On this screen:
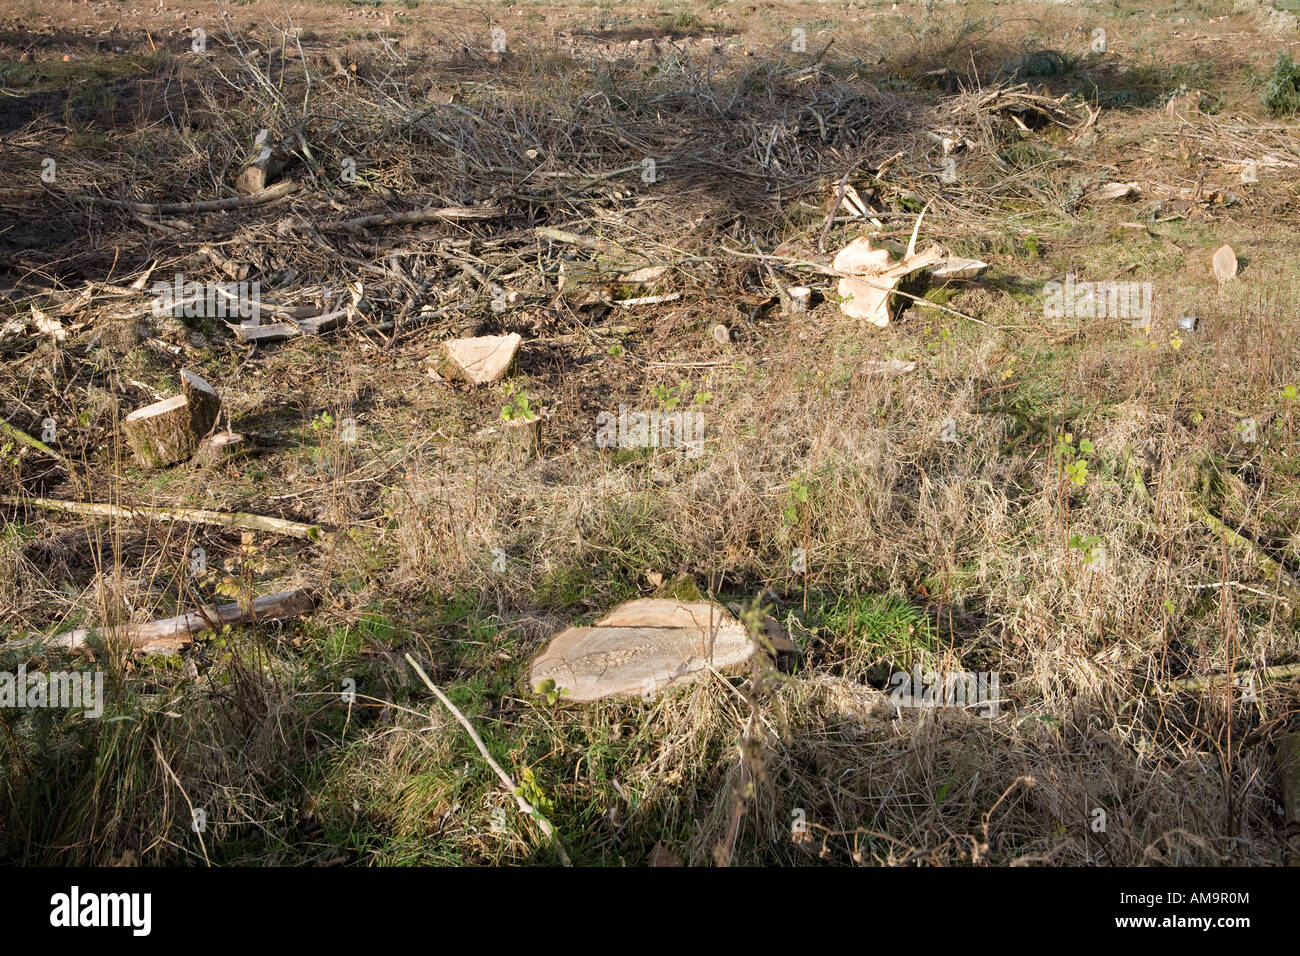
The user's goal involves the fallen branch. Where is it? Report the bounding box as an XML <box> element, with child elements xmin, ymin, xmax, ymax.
<box><xmin>534</xmin><ymin>226</ymin><xmax>656</xmax><ymax>262</ymax></box>
<box><xmin>1187</xmin><ymin>502</ymin><xmax>1300</xmax><ymax>594</ymax></box>
<box><xmin>1162</xmin><ymin>661</ymin><xmax>1300</xmax><ymax>694</ymax></box>
<box><xmin>323</xmin><ymin>205</ymin><xmax>503</xmax><ymax>232</ymax></box>
<box><xmin>1126</xmin><ymin>453</ymin><xmax>1300</xmax><ymax>601</ymax></box>
<box><xmin>613</xmin><ymin>293</ymin><xmax>681</xmax><ymax>308</ymax></box>
<box><xmin>74</xmin><ymin>179</ymin><xmax>300</xmax><ymax>215</ymax></box>
<box><xmin>0</xmin><ymin>420</ymin><xmax>74</xmax><ymax>469</ymax></box>
<box><xmin>0</xmin><ymin>495</ymin><xmax>322</xmax><ymax>541</ymax></box>
<box><xmin>404</xmin><ymin>653</ymin><xmax>572</xmax><ymax>866</ymax></box>
<box><xmin>16</xmin><ymin>588</ymin><xmax>317</xmax><ymax>654</ymax></box>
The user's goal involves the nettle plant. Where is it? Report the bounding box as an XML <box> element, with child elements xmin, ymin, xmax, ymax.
<box><xmin>500</xmin><ymin>382</ymin><xmax>537</xmax><ymax>423</ymax></box>
<box><xmin>198</xmin><ymin>532</ymin><xmax>271</xmax><ymax>608</ymax></box>
<box><xmin>1068</xmin><ymin>532</ymin><xmax>1105</xmax><ymax>566</ymax></box>
<box><xmin>650</xmin><ymin>381</ymin><xmax>710</xmax><ymax>411</ymax></box>
<box><xmin>784</xmin><ymin>473</ymin><xmax>810</xmax><ymax>525</ymax></box>
<box><xmin>1055</xmin><ymin>431</ymin><xmax>1094</xmax><ymax>487</ymax></box>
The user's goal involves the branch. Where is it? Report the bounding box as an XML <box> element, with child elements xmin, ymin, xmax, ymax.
<box><xmin>74</xmin><ymin>179</ymin><xmax>300</xmax><ymax>215</ymax></box>
<box><xmin>0</xmin><ymin>494</ymin><xmax>322</xmax><ymax>541</ymax></box>
<box><xmin>323</xmin><ymin>205</ymin><xmax>503</xmax><ymax>232</ymax></box>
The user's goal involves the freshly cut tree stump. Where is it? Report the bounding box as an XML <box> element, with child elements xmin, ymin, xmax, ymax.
<box><xmin>529</xmin><ymin>599</ymin><xmax>755</xmax><ymax>702</ymax></box>
<box><xmin>190</xmin><ymin>430</ymin><xmax>246</xmax><ymax>468</ymax></box>
<box><xmin>122</xmin><ymin>369</ymin><xmax>220</xmax><ymax>468</ymax></box>
<box><xmin>437</xmin><ymin>333</ymin><xmax>522</xmax><ymax>385</ymax></box>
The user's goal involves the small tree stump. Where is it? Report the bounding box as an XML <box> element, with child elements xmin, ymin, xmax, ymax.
<box><xmin>502</xmin><ymin>415</ymin><xmax>541</xmax><ymax>460</ymax></box>
<box><xmin>234</xmin><ymin>129</ymin><xmax>287</xmax><ymax>195</ymax></box>
<box><xmin>122</xmin><ymin>369</ymin><xmax>220</xmax><ymax>469</ymax></box>
<box><xmin>190</xmin><ymin>430</ymin><xmax>246</xmax><ymax>468</ymax></box>
<box><xmin>529</xmin><ymin>599</ymin><xmax>755</xmax><ymax>702</ymax></box>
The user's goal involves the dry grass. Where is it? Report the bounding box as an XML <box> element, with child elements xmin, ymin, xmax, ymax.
<box><xmin>1</xmin><ymin>0</ymin><xmax>1299</xmax><ymax>865</ymax></box>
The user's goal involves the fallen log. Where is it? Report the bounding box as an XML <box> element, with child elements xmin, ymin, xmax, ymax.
<box><xmin>0</xmin><ymin>494</ymin><xmax>322</xmax><ymax>541</ymax></box>
<box><xmin>232</xmin><ymin>309</ymin><xmax>350</xmax><ymax>344</ymax></box>
<box><xmin>1163</xmin><ymin>661</ymin><xmax>1300</xmax><ymax>693</ymax></box>
<box><xmin>42</xmin><ymin>588</ymin><xmax>316</xmax><ymax>654</ymax></box>
<box><xmin>234</xmin><ymin>321</ymin><xmax>300</xmax><ymax>344</ymax></box>
<box><xmin>122</xmin><ymin>369</ymin><xmax>220</xmax><ymax>468</ymax></box>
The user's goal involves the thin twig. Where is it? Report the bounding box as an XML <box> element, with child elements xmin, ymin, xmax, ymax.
<box><xmin>404</xmin><ymin>653</ymin><xmax>572</xmax><ymax>866</ymax></box>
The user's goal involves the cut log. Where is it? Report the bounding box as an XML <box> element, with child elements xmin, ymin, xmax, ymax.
<box><xmin>190</xmin><ymin>430</ymin><xmax>247</xmax><ymax>468</ymax></box>
<box><xmin>39</xmin><ymin>588</ymin><xmax>315</xmax><ymax>654</ymax></box>
<box><xmin>437</xmin><ymin>333</ymin><xmax>522</xmax><ymax>385</ymax></box>
<box><xmin>529</xmin><ymin>598</ymin><xmax>755</xmax><ymax>702</ymax></box>
<box><xmin>234</xmin><ymin>129</ymin><xmax>286</xmax><ymax>195</ymax></box>
<box><xmin>121</xmin><ymin>369</ymin><xmax>220</xmax><ymax>468</ymax></box>
<box><xmin>235</xmin><ymin>321</ymin><xmax>300</xmax><ymax>344</ymax></box>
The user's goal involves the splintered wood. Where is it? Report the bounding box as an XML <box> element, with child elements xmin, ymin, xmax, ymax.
<box><xmin>529</xmin><ymin>599</ymin><xmax>755</xmax><ymax>702</ymax></box>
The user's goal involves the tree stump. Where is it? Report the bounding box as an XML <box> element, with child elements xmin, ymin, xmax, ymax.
<box><xmin>122</xmin><ymin>369</ymin><xmax>220</xmax><ymax>468</ymax></box>
<box><xmin>190</xmin><ymin>430</ymin><xmax>246</xmax><ymax>468</ymax></box>
<box><xmin>234</xmin><ymin>129</ymin><xmax>287</xmax><ymax>195</ymax></box>
<box><xmin>529</xmin><ymin>599</ymin><xmax>756</xmax><ymax>702</ymax></box>
<box><xmin>502</xmin><ymin>415</ymin><xmax>541</xmax><ymax>460</ymax></box>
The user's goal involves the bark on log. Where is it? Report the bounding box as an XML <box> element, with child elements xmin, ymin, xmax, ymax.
<box><xmin>45</xmin><ymin>588</ymin><xmax>316</xmax><ymax>654</ymax></box>
<box><xmin>121</xmin><ymin>369</ymin><xmax>220</xmax><ymax>468</ymax></box>
<box><xmin>235</xmin><ymin>321</ymin><xmax>300</xmax><ymax>344</ymax></box>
